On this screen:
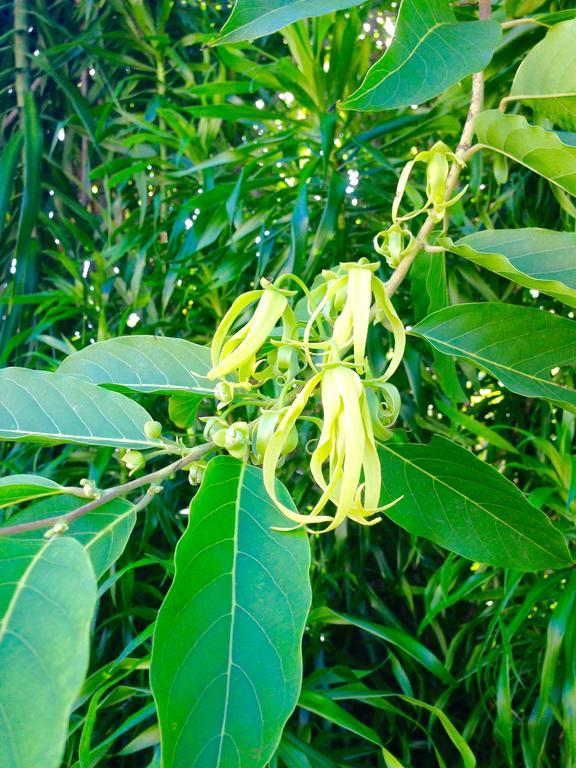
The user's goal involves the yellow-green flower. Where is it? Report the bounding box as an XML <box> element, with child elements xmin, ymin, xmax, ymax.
<box><xmin>208</xmin><ymin>279</ymin><xmax>294</xmax><ymax>383</ymax></box>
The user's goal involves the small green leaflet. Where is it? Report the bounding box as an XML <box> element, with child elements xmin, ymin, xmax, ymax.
<box><xmin>442</xmin><ymin>229</ymin><xmax>576</xmax><ymax>308</ymax></box>
<box><xmin>340</xmin><ymin>0</ymin><xmax>501</xmax><ymax>111</ymax></box>
<box><xmin>212</xmin><ymin>0</ymin><xmax>367</xmax><ymax>46</ymax></box>
<box><xmin>475</xmin><ymin>110</ymin><xmax>576</xmax><ymax>196</ymax></box>
<box><xmin>58</xmin><ymin>335</ymin><xmax>214</xmax><ymax>395</ymax></box>
<box><xmin>0</xmin><ymin>368</ymin><xmax>162</xmax><ymax>449</ymax></box>
<box><xmin>0</xmin><ymin>475</ymin><xmax>69</xmax><ymax>509</ymax></box>
<box><xmin>412</xmin><ymin>302</ymin><xmax>576</xmax><ymax>412</ymax></box>
<box><xmin>379</xmin><ymin>435</ymin><xmax>571</xmax><ymax>570</ymax></box>
<box><xmin>0</xmin><ymin>537</ymin><xmax>97</xmax><ymax>768</ymax></box>
<box><xmin>509</xmin><ymin>20</ymin><xmax>576</xmax><ymax>130</ymax></box>
<box><xmin>151</xmin><ymin>456</ymin><xmax>311</xmax><ymax>768</ymax></box>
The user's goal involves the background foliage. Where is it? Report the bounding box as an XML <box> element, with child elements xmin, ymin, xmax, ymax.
<box><xmin>1</xmin><ymin>0</ymin><xmax>575</xmax><ymax>766</ymax></box>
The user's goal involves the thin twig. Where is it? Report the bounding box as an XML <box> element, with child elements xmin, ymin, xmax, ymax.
<box><xmin>385</xmin><ymin>0</ymin><xmax>491</xmax><ymax>298</ymax></box>
<box><xmin>0</xmin><ymin>442</ymin><xmax>214</xmax><ymax>536</ymax></box>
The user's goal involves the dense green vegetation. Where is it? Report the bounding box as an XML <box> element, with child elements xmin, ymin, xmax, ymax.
<box><xmin>1</xmin><ymin>1</ymin><xmax>575</xmax><ymax>766</ymax></box>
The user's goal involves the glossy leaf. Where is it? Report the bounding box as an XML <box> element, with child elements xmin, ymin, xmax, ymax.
<box><xmin>0</xmin><ymin>474</ymin><xmax>68</xmax><ymax>509</ymax></box>
<box><xmin>475</xmin><ymin>110</ymin><xmax>576</xmax><ymax>195</ymax></box>
<box><xmin>412</xmin><ymin>302</ymin><xmax>576</xmax><ymax>411</ymax></box>
<box><xmin>168</xmin><ymin>393</ymin><xmax>203</xmax><ymax>429</ymax></box>
<box><xmin>58</xmin><ymin>335</ymin><xmax>214</xmax><ymax>395</ymax></box>
<box><xmin>10</xmin><ymin>496</ymin><xmax>137</xmax><ymax>578</ymax></box>
<box><xmin>0</xmin><ymin>368</ymin><xmax>162</xmax><ymax>449</ymax></box>
<box><xmin>340</xmin><ymin>0</ymin><xmax>501</xmax><ymax>111</ymax></box>
<box><xmin>212</xmin><ymin>0</ymin><xmax>367</xmax><ymax>45</ymax></box>
<box><xmin>151</xmin><ymin>456</ymin><xmax>311</xmax><ymax>768</ymax></box>
<box><xmin>0</xmin><ymin>537</ymin><xmax>97</xmax><ymax>768</ymax></box>
<box><xmin>442</xmin><ymin>229</ymin><xmax>576</xmax><ymax>308</ymax></box>
<box><xmin>379</xmin><ymin>435</ymin><xmax>572</xmax><ymax>570</ymax></box>
<box><xmin>509</xmin><ymin>20</ymin><xmax>576</xmax><ymax>130</ymax></box>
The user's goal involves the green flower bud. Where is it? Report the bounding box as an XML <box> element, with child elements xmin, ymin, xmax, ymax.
<box><xmin>202</xmin><ymin>416</ymin><xmax>228</xmax><ymax>442</ymax></box>
<box><xmin>122</xmin><ymin>450</ymin><xmax>145</xmax><ymax>471</ymax></box>
<box><xmin>215</xmin><ymin>381</ymin><xmax>234</xmax><ymax>406</ymax></box>
<box><xmin>213</xmin><ymin>421</ymin><xmax>251</xmax><ymax>460</ymax></box>
<box><xmin>144</xmin><ymin>420</ymin><xmax>163</xmax><ymax>440</ymax></box>
<box><xmin>188</xmin><ymin>461</ymin><xmax>207</xmax><ymax>486</ymax></box>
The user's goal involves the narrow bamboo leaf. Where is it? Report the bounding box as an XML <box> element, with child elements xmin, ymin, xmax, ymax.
<box><xmin>15</xmin><ymin>93</ymin><xmax>42</xmax><ymax>274</ymax></box>
<box><xmin>379</xmin><ymin>435</ymin><xmax>572</xmax><ymax>570</ymax></box>
<box><xmin>0</xmin><ymin>368</ymin><xmax>162</xmax><ymax>449</ymax></box>
<box><xmin>299</xmin><ymin>690</ymin><xmax>382</xmax><ymax>747</ymax></box>
<box><xmin>442</xmin><ymin>229</ymin><xmax>576</xmax><ymax>308</ymax></box>
<box><xmin>0</xmin><ymin>537</ymin><xmax>97</xmax><ymax>768</ymax></box>
<box><xmin>0</xmin><ymin>132</ymin><xmax>23</xmax><ymax>241</ymax></box>
<box><xmin>10</xmin><ymin>496</ymin><xmax>136</xmax><ymax>578</ymax></box>
<box><xmin>412</xmin><ymin>303</ymin><xmax>576</xmax><ymax>411</ymax></box>
<box><xmin>0</xmin><ymin>475</ymin><xmax>68</xmax><ymax>509</ymax></box>
<box><xmin>310</xmin><ymin>606</ymin><xmax>453</xmax><ymax>683</ymax></box>
<box><xmin>475</xmin><ymin>110</ymin><xmax>576</xmax><ymax>196</ymax></box>
<box><xmin>212</xmin><ymin>0</ymin><xmax>367</xmax><ymax>45</ymax></box>
<box><xmin>58</xmin><ymin>336</ymin><xmax>214</xmax><ymax>395</ymax></box>
<box><xmin>509</xmin><ymin>20</ymin><xmax>576</xmax><ymax>130</ymax></box>
<box><xmin>151</xmin><ymin>456</ymin><xmax>311</xmax><ymax>768</ymax></box>
<box><xmin>340</xmin><ymin>0</ymin><xmax>501</xmax><ymax>111</ymax></box>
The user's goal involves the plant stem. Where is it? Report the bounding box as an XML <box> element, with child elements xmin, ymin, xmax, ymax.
<box><xmin>0</xmin><ymin>442</ymin><xmax>214</xmax><ymax>537</ymax></box>
<box><xmin>385</xmin><ymin>0</ymin><xmax>490</xmax><ymax>298</ymax></box>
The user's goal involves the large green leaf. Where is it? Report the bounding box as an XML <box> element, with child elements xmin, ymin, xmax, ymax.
<box><xmin>411</xmin><ymin>303</ymin><xmax>576</xmax><ymax>411</ymax></box>
<box><xmin>58</xmin><ymin>336</ymin><xmax>214</xmax><ymax>395</ymax></box>
<box><xmin>379</xmin><ymin>435</ymin><xmax>572</xmax><ymax>570</ymax></box>
<box><xmin>10</xmin><ymin>496</ymin><xmax>136</xmax><ymax>578</ymax></box>
<box><xmin>151</xmin><ymin>456</ymin><xmax>311</xmax><ymax>768</ymax></box>
<box><xmin>442</xmin><ymin>229</ymin><xmax>576</xmax><ymax>308</ymax></box>
<box><xmin>0</xmin><ymin>368</ymin><xmax>162</xmax><ymax>449</ymax></box>
<box><xmin>475</xmin><ymin>110</ymin><xmax>576</xmax><ymax>196</ymax></box>
<box><xmin>212</xmin><ymin>0</ymin><xmax>367</xmax><ymax>46</ymax></box>
<box><xmin>0</xmin><ymin>537</ymin><xmax>97</xmax><ymax>768</ymax></box>
<box><xmin>509</xmin><ymin>20</ymin><xmax>576</xmax><ymax>130</ymax></box>
<box><xmin>340</xmin><ymin>0</ymin><xmax>501</xmax><ymax>111</ymax></box>
<box><xmin>0</xmin><ymin>475</ymin><xmax>68</xmax><ymax>509</ymax></box>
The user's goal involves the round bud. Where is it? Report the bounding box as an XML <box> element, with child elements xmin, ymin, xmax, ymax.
<box><xmin>122</xmin><ymin>450</ymin><xmax>145</xmax><ymax>471</ymax></box>
<box><xmin>144</xmin><ymin>420</ymin><xmax>163</xmax><ymax>440</ymax></box>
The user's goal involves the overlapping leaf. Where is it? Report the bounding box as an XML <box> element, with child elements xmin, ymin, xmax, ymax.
<box><xmin>0</xmin><ymin>537</ymin><xmax>97</xmax><ymax>768</ymax></box>
<box><xmin>0</xmin><ymin>368</ymin><xmax>161</xmax><ymax>449</ymax></box>
<box><xmin>151</xmin><ymin>456</ymin><xmax>311</xmax><ymax>768</ymax></box>
<box><xmin>340</xmin><ymin>0</ymin><xmax>501</xmax><ymax>111</ymax></box>
<box><xmin>0</xmin><ymin>475</ymin><xmax>69</xmax><ymax>509</ymax></box>
<box><xmin>442</xmin><ymin>229</ymin><xmax>576</xmax><ymax>308</ymax></box>
<box><xmin>58</xmin><ymin>336</ymin><xmax>213</xmax><ymax>395</ymax></box>
<box><xmin>475</xmin><ymin>110</ymin><xmax>576</xmax><ymax>195</ymax></box>
<box><xmin>379</xmin><ymin>435</ymin><xmax>572</xmax><ymax>570</ymax></box>
<box><xmin>412</xmin><ymin>302</ymin><xmax>576</xmax><ymax>411</ymax></box>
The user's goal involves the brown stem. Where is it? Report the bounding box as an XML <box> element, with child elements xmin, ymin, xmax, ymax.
<box><xmin>385</xmin><ymin>0</ymin><xmax>491</xmax><ymax>298</ymax></box>
<box><xmin>0</xmin><ymin>442</ymin><xmax>214</xmax><ymax>537</ymax></box>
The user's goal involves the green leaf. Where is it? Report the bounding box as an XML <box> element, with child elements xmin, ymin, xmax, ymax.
<box><xmin>411</xmin><ymin>302</ymin><xmax>576</xmax><ymax>412</ymax></box>
<box><xmin>212</xmin><ymin>0</ymin><xmax>367</xmax><ymax>46</ymax></box>
<box><xmin>151</xmin><ymin>456</ymin><xmax>311</xmax><ymax>768</ymax></box>
<box><xmin>340</xmin><ymin>0</ymin><xmax>501</xmax><ymax>111</ymax></box>
<box><xmin>299</xmin><ymin>690</ymin><xmax>382</xmax><ymax>747</ymax></box>
<box><xmin>509</xmin><ymin>20</ymin><xmax>576</xmax><ymax>131</ymax></box>
<box><xmin>475</xmin><ymin>110</ymin><xmax>576</xmax><ymax>196</ymax></box>
<box><xmin>378</xmin><ymin>435</ymin><xmax>572</xmax><ymax>570</ymax></box>
<box><xmin>0</xmin><ymin>132</ymin><xmax>23</xmax><ymax>242</ymax></box>
<box><xmin>0</xmin><ymin>368</ymin><xmax>162</xmax><ymax>449</ymax></box>
<box><xmin>0</xmin><ymin>537</ymin><xmax>97</xmax><ymax>768</ymax></box>
<box><xmin>0</xmin><ymin>475</ymin><xmax>68</xmax><ymax>509</ymax></box>
<box><xmin>442</xmin><ymin>229</ymin><xmax>576</xmax><ymax>308</ymax></box>
<box><xmin>168</xmin><ymin>393</ymin><xmax>203</xmax><ymax>429</ymax></box>
<box><xmin>10</xmin><ymin>496</ymin><xmax>136</xmax><ymax>578</ymax></box>
<box><xmin>58</xmin><ymin>336</ymin><xmax>214</xmax><ymax>395</ymax></box>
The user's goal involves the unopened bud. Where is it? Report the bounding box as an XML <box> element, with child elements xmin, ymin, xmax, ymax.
<box><xmin>144</xmin><ymin>420</ymin><xmax>163</xmax><ymax>440</ymax></box>
<box><xmin>122</xmin><ymin>450</ymin><xmax>145</xmax><ymax>471</ymax></box>
<box><xmin>188</xmin><ymin>461</ymin><xmax>206</xmax><ymax>486</ymax></box>
<box><xmin>79</xmin><ymin>478</ymin><xmax>99</xmax><ymax>498</ymax></box>
<box><xmin>215</xmin><ymin>381</ymin><xmax>234</xmax><ymax>407</ymax></box>
<box><xmin>44</xmin><ymin>521</ymin><xmax>69</xmax><ymax>539</ymax></box>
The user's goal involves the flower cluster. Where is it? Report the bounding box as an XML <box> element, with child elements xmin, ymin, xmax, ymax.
<box><xmin>206</xmin><ymin>259</ymin><xmax>405</xmax><ymax>532</ymax></box>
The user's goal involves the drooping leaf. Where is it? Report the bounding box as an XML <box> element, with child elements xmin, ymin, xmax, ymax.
<box><xmin>10</xmin><ymin>496</ymin><xmax>136</xmax><ymax>578</ymax></box>
<box><xmin>441</xmin><ymin>229</ymin><xmax>576</xmax><ymax>308</ymax></box>
<box><xmin>151</xmin><ymin>456</ymin><xmax>311</xmax><ymax>768</ymax></box>
<box><xmin>58</xmin><ymin>336</ymin><xmax>214</xmax><ymax>395</ymax></box>
<box><xmin>475</xmin><ymin>110</ymin><xmax>576</xmax><ymax>196</ymax></box>
<box><xmin>299</xmin><ymin>690</ymin><xmax>382</xmax><ymax>747</ymax></box>
<box><xmin>340</xmin><ymin>0</ymin><xmax>501</xmax><ymax>111</ymax></box>
<box><xmin>509</xmin><ymin>20</ymin><xmax>576</xmax><ymax>130</ymax></box>
<box><xmin>0</xmin><ymin>131</ymin><xmax>23</xmax><ymax>242</ymax></box>
<box><xmin>0</xmin><ymin>474</ymin><xmax>69</xmax><ymax>509</ymax></box>
<box><xmin>378</xmin><ymin>434</ymin><xmax>572</xmax><ymax>570</ymax></box>
<box><xmin>0</xmin><ymin>537</ymin><xmax>97</xmax><ymax>768</ymax></box>
<box><xmin>0</xmin><ymin>368</ymin><xmax>162</xmax><ymax>449</ymax></box>
<box><xmin>212</xmin><ymin>0</ymin><xmax>367</xmax><ymax>46</ymax></box>
<box><xmin>411</xmin><ymin>303</ymin><xmax>576</xmax><ymax>412</ymax></box>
